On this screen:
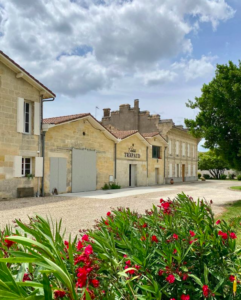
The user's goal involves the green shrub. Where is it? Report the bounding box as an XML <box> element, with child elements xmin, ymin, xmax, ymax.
<box><xmin>0</xmin><ymin>194</ymin><xmax>241</xmax><ymax>299</ymax></box>
<box><xmin>238</xmin><ymin>175</ymin><xmax>241</xmax><ymax>181</ymax></box>
<box><xmin>203</xmin><ymin>173</ymin><xmax>210</xmax><ymax>179</ymax></box>
<box><xmin>228</xmin><ymin>173</ymin><xmax>235</xmax><ymax>180</ymax></box>
<box><xmin>102</xmin><ymin>183</ymin><xmax>109</xmax><ymax>190</ymax></box>
<box><xmin>198</xmin><ymin>173</ymin><xmax>201</xmax><ymax>179</ymax></box>
<box><xmin>220</xmin><ymin>174</ymin><xmax>227</xmax><ymax>180</ymax></box>
<box><xmin>109</xmin><ymin>182</ymin><xmax>121</xmax><ymax>189</ymax></box>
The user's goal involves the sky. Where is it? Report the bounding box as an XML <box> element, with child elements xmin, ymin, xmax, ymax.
<box><xmin>0</xmin><ymin>0</ymin><xmax>240</xmax><ymax>150</ymax></box>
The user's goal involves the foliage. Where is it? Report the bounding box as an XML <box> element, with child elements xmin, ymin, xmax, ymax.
<box><xmin>102</xmin><ymin>182</ymin><xmax>121</xmax><ymax>190</ymax></box>
<box><xmin>198</xmin><ymin>151</ymin><xmax>228</xmax><ymax>179</ymax></box>
<box><xmin>203</xmin><ymin>174</ymin><xmax>211</xmax><ymax>179</ymax></box>
<box><xmin>228</xmin><ymin>174</ymin><xmax>235</xmax><ymax>180</ymax></box>
<box><xmin>230</xmin><ymin>187</ymin><xmax>241</xmax><ymax>191</ymax></box>
<box><xmin>185</xmin><ymin>61</ymin><xmax>241</xmax><ymax>171</ymax></box>
<box><xmin>238</xmin><ymin>175</ymin><xmax>241</xmax><ymax>181</ymax></box>
<box><xmin>26</xmin><ymin>173</ymin><xmax>34</xmax><ymax>180</ymax></box>
<box><xmin>1</xmin><ymin>194</ymin><xmax>241</xmax><ymax>299</ymax></box>
<box><xmin>220</xmin><ymin>174</ymin><xmax>227</xmax><ymax>180</ymax></box>
<box><xmin>198</xmin><ymin>173</ymin><xmax>202</xmax><ymax>179</ymax></box>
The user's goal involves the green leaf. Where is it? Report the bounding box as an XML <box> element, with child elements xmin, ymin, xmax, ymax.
<box><xmin>189</xmin><ymin>274</ymin><xmax>203</xmax><ymax>287</ymax></box>
<box><xmin>43</xmin><ymin>274</ymin><xmax>52</xmax><ymax>300</ymax></box>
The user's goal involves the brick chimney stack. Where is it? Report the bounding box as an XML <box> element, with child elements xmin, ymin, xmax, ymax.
<box><xmin>103</xmin><ymin>108</ymin><xmax>111</xmax><ymax>117</ymax></box>
<box><xmin>134</xmin><ymin>99</ymin><xmax>139</xmax><ymax>109</ymax></box>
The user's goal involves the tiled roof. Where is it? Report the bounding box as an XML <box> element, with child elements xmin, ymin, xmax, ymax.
<box><xmin>142</xmin><ymin>132</ymin><xmax>160</xmax><ymax>138</ymax></box>
<box><xmin>110</xmin><ymin>130</ymin><xmax>138</xmax><ymax>139</ymax></box>
<box><xmin>43</xmin><ymin>113</ymin><xmax>90</xmax><ymax>124</ymax></box>
<box><xmin>0</xmin><ymin>50</ymin><xmax>56</xmax><ymax>97</ymax></box>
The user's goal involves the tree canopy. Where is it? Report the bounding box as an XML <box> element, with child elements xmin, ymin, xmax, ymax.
<box><xmin>185</xmin><ymin>61</ymin><xmax>241</xmax><ymax>170</ymax></box>
<box><xmin>198</xmin><ymin>151</ymin><xmax>228</xmax><ymax>178</ymax></box>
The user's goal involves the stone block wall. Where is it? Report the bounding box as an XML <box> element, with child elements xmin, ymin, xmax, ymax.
<box><xmin>0</xmin><ymin>61</ymin><xmax>40</xmax><ymax>199</ymax></box>
<box><xmin>44</xmin><ymin>118</ymin><xmax>115</xmax><ymax>194</ymax></box>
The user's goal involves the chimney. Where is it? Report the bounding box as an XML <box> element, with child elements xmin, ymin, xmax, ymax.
<box><xmin>134</xmin><ymin>99</ymin><xmax>139</xmax><ymax>109</ymax></box>
<box><xmin>103</xmin><ymin>108</ymin><xmax>111</xmax><ymax>117</ymax></box>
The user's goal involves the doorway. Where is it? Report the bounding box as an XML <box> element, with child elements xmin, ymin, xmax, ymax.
<box><xmin>182</xmin><ymin>164</ymin><xmax>185</xmax><ymax>182</ymax></box>
<box><xmin>155</xmin><ymin>168</ymin><xmax>159</xmax><ymax>185</ymax></box>
<box><xmin>129</xmin><ymin>164</ymin><xmax>136</xmax><ymax>187</ymax></box>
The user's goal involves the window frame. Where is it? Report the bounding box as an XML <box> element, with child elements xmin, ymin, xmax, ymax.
<box><xmin>152</xmin><ymin>146</ymin><xmax>161</xmax><ymax>159</ymax></box>
<box><xmin>22</xmin><ymin>157</ymin><xmax>32</xmax><ymax>177</ymax></box>
<box><xmin>24</xmin><ymin>101</ymin><xmax>31</xmax><ymax>134</ymax></box>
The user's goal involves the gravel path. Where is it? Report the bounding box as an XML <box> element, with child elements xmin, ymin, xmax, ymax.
<box><xmin>1</xmin><ymin>180</ymin><xmax>241</xmax><ymax>237</ymax></box>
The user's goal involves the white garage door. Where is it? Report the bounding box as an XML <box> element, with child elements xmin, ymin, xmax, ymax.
<box><xmin>72</xmin><ymin>149</ymin><xmax>97</xmax><ymax>192</ymax></box>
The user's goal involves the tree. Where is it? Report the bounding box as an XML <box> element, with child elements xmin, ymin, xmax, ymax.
<box><xmin>185</xmin><ymin>61</ymin><xmax>241</xmax><ymax>170</ymax></box>
<box><xmin>198</xmin><ymin>151</ymin><xmax>228</xmax><ymax>178</ymax></box>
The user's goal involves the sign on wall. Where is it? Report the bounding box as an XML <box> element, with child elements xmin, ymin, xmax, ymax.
<box><xmin>124</xmin><ymin>145</ymin><xmax>141</xmax><ymax>158</ymax></box>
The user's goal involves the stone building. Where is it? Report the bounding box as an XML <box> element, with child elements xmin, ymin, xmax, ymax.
<box><xmin>42</xmin><ymin>114</ymin><xmax>167</xmax><ymax>193</ymax></box>
<box><xmin>102</xmin><ymin>100</ymin><xmax>199</xmax><ymax>183</ymax></box>
<box><xmin>0</xmin><ymin>51</ymin><xmax>55</xmax><ymax>199</ymax></box>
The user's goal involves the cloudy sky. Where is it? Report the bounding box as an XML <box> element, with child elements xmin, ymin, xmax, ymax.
<box><xmin>0</xmin><ymin>0</ymin><xmax>239</xmax><ymax>149</ymax></box>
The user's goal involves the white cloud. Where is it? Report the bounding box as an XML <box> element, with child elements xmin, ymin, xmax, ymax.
<box><xmin>0</xmin><ymin>0</ymin><xmax>235</xmax><ymax>96</ymax></box>
<box><xmin>172</xmin><ymin>56</ymin><xmax>217</xmax><ymax>81</ymax></box>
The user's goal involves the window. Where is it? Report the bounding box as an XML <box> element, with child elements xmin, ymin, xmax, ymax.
<box><xmin>152</xmin><ymin>146</ymin><xmax>161</xmax><ymax>159</ymax></box>
<box><xmin>22</xmin><ymin>158</ymin><xmax>32</xmax><ymax>176</ymax></box>
<box><xmin>187</xmin><ymin>144</ymin><xmax>190</xmax><ymax>157</ymax></box>
<box><xmin>24</xmin><ymin>102</ymin><xmax>31</xmax><ymax>133</ymax></box>
<box><xmin>176</xmin><ymin>141</ymin><xmax>179</xmax><ymax>155</ymax></box>
<box><xmin>182</xmin><ymin>143</ymin><xmax>185</xmax><ymax>156</ymax></box>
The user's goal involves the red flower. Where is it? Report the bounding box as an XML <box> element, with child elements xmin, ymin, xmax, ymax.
<box><xmin>230</xmin><ymin>232</ymin><xmax>237</xmax><ymax>239</ymax></box>
<box><xmin>173</xmin><ymin>234</ymin><xmax>178</xmax><ymax>240</ymax></box>
<box><xmin>76</xmin><ymin>268</ymin><xmax>88</xmax><ymax>288</ymax></box>
<box><xmin>151</xmin><ymin>235</ymin><xmax>158</xmax><ymax>243</ymax></box>
<box><xmin>158</xmin><ymin>269</ymin><xmax>164</xmax><ymax>276</ymax></box>
<box><xmin>54</xmin><ymin>290</ymin><xmax>66</xmax><ymax>299</ymax></box>
<box><xmin>182</xmin><ymin>274</ymin><xmax>188</xmax><ymax>281</ymax></box>
<box><xmin>123</xmin><ymin>254</ymin><xmax>128</xmax><ymax>258</ymax></box>
<box><xmin>173</xmin><ymin>249</ymin><xmax>177</xmax><ymax>254</ymax></box>
<box><xmin>161</xmin><ymin>202</ymin><xmax>170</xmax><ymax>209</ymax></box>
<box><xmin>82</xmin><ymin>234</ymin><xmax>89</xmax><ymax>242</ymax></box>
<box><xmin>91</xmin><ymin>279</ymin><xmax>100</xmax><ymax>288</ymax></box>
<box><xmin>4</xmin><ymin>237</ymin><xmax>15</xmax><ymax>248</ymax></box>
<box><xmin>107</xmin><ymin>212</ymin><xmax>111</xmax><ymax>216</ymax></box>
<box><xmin>124</xmin><ymin>265</ymin><xmax>135</xmax><ymax>274</ymax></box>
<box><xmin>229</xmin><ymin>275</ymin><xmax>235</xmax><ymax>282</ymax></box>
<box><xmin>142</xmin><ymin>223</ymin><xmax>148</xmax><ymax>228</ymax></box>
<box><xmin>135</xmin><ymin>265</ymin><xmax>141</xmax><ymax>270</ymax></box>
<box><xmin>160</xmin><ymin>198</ymin><xmax>164</xmax><ymax>203</ymax></box>
<box><xmin>23</xmin><ymin>273</ymin><xmax>31</xmax><ymax>282</ymax></box>
<box><xmin>85</xmin><ymin>245</ymin><xmax>93</xmax><ymax>255</ymax></box>
<box><xmin>125</xmin><ymin>260</ymin><xmax>131</xmax><ymax>266</ymax></box>
<box><xmin>170</xmin><ymin>299</ymin><xmax>176</xmax><ymax>300</ymax></box>
<box><xmin>202</xmin><ymin>285</ymin><xmax>209</xmax><ymax>297</ymax></box>
<box><xmin>77</xmin><ymin>241</ymin><xmax>83</xmax><ymax>251</ymax></box>
<box><xmin>181</xmin><ymin>295</ymin><xmax>190</xmax><ymax>300</ymax></box>
<box><xmin>218</xmin><ymin>231</ymin><xmax>228</xmax><ymax>240</ymax></box>
<box><xmin>64</xmin><ymin>241</ymin><xmax>69</xmax><ymax>248</ymax></box>
<box><xmin>104</xmin><ymin>221</ymin><xmax>109</xmax><ymax>225</ymax></box>
<box><xmin>166</xmin><ymin>274</ymin><xmax>175</xmax><ymax>284</ymax></box>
<box><xmin>189</xmin><ymin>230</ymin><xmax>195</xmax><ymax>237</ymax></box>
<box><xmin>216</xmin><ymin>220</ymin><xmax>221</xmax><ymax>225</ymax></box>
<box><xmin>141</xmin><ymin>236</ymin><xmax>146</xmax><ymax>241</ymax></box>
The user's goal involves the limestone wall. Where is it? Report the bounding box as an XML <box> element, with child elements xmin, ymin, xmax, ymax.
<box><xmin>0</xmin><ymin>61</ymin><xmax>40</xmax><ymax>199</ymax></box>
<box><xmin>44</xmin><ymin>118</ymin><xmax>115</xmax><ymax>194</ymax></box>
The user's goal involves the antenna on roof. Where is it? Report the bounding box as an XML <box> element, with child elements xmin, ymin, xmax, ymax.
<box><xmin>95</xmin><ymin>106</ymin><xmax>99</xmax><ymax>119</ymax></box>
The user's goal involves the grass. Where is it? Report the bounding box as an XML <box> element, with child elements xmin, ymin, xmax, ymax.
<box><xmin>218</xmin><ymin>200</ymin><xmax>241</xmax><ymax>247</ymax></box>
<box><xmin>230</xmin><ymin>186</ymin><xmax>241</xmax><ymax>191</ymax></box>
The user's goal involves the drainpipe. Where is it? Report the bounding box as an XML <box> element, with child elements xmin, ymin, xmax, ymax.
<box><xmin>41</xmin><ymin>97</ymin><xmax>55</xmax><ymax>197</ymax></box>
<box><xmin>146</xmin><ymin>146</ymin><xmax>149</xmax><ymax>185</ymax></box>
<box><xmin>41</xmin><ymin>131</ymin><xmax>46</xmax><ymax>196</ymax></box>
<box><xmin>114</xmin><ymin>143</ymin><xmax>117</xmax><ymax>181</ymax></box>
<box><xmin>164</xmin><ymin>146</ymin><xmax>167</xmax><ymax>184</ymax></box>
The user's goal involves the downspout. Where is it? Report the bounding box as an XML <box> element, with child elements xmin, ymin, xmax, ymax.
<box><xmin>164</xmin><ymin>146</ymin><xmax>167</xmax><ymax>184</ymax></box>
<box><xmin>114</xmin><ymin>143</ymin><xmax>117</xmax><ymax>181</ymax></box>
<box><xmin>41</xmin><ymin>97</ymin><xmax>55</xmax><ymax>197</ymax></box>
<box><xmin>146</xmin><ymin>146</ymin><xmax>149</xmax><ymax>186</ymax></box>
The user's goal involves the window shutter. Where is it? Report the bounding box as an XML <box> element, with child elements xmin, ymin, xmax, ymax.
<box><xmin>34</xmin><ymin>102</ymin><xmax>41</xmax><ymax>135</ymax></box>
<box><xmin>14</xmin><ymin>156</ymin><xmax>22</xmax><ymax>177</ymax></box>
<box><xmin>176</xmin><ymin>141</ymin><xmax>179</xmax><ymax>155</ymax></box>
<box><xmin>182</xmin><ymin>143</ymin><xmax>185</xmax><ymax>156</ymax></box>
<box><xmin>188</xmin><ymin>165</ymin><xmax>191</xmax><ymax>176</ymax></box>
<box><xmin>17</xmin><ymin>98</ymin><xmax>24</xmax><ymax>133</ymax></box>
<box><xmin>193</xmin><ymin>165</ymin><xmax>196</xmax><ymax>176</ymax></box>
<box><xmin>169</xmin><ymin>140</ymin><xmax>172</xmax><ymax>154</ymax></box>
<box><xmin>35</xmin><ymin>157</ymin><xmax>43</xmax><ymax>177</ymax></box>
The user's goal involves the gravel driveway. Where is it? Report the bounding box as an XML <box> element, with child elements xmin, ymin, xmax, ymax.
<box><xmin>0</xmin><ymin>180</ymin><xmax>241</xmax><ymax>237</ymax></box>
